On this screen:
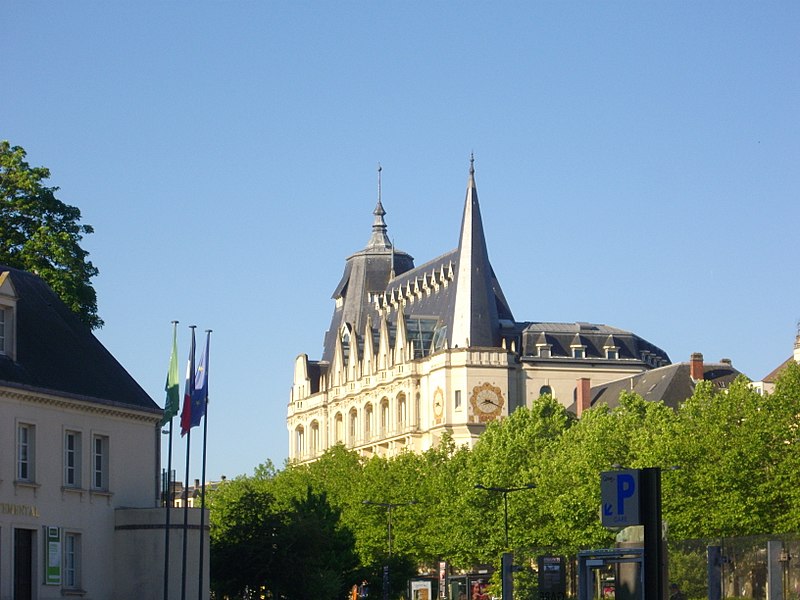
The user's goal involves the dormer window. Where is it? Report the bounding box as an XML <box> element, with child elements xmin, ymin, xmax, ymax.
<box><xmin>570</xmin><ymin>333</ymin><xmax>586</xmax><ymax>360</ymax></box>
<box><xmin>0</xmin><ymin>271</ymin><xmax>19</xmax><ymax>360</ymax></box>
<box><xmin>537</xmin><ymin>344</ymin><xmax>552</xmax><ymax>358</ymax></box>
<box><xmin>606</xmin><ymin>349</ymin><xmax>618</xmax><ymax>360</ymax></box>
<box><xmin>0</xmin><ymin>308</ymin><xmax>6</xmax><ymax>354</ymax></box>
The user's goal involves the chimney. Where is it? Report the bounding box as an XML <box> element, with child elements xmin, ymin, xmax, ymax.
<box><xmin>194</xmin><ymin>478</ymin><xmax>200</xmax><ymax>489</ymax></box>
<box><xmin>690</xmin><ymin>352</ymin><xmax>704</xmax><ymax>381</ymax></box>
<box><xmin>576</xmin><ymin>378</ymin><xmax>592</xmax><ymax>417</ymax></box>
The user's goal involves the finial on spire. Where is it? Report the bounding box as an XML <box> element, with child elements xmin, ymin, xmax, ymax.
<box><xmin>469</xmin><ymin>152</ymin><xmax>475</xmax><ymax>176</ymax></box>
<box><xmin>367</xmin><ymin>164</ymin><xmax>391</xmax><ymax>249</ymax></box>
<box><xmin>378</xmin><ymin>163</ymin><xmax>382</xmax><ymax>204</ymax></box>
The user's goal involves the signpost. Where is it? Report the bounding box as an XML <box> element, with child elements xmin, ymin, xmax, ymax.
<box><xmin>600</xmin><ymin>469</ymin><xmax>640</xmax><ymax>527</ymax></box>
<box><xmin>599</xmin><ymin>468</ymin><xmax>663</xmax><ymax>600</ymax></box>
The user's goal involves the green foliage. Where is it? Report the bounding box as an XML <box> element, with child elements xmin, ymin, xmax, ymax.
<box><xmin>0</xmin><ymin>141</ymin><xmax>101</xmax><ymax>328</ymax></box>
<box><xmin>667</xmin><ymin>545</ymin><xmax>708</xmax><ymax>600</ymax></box>
<box><xmin>271</xmin><ymin>487</ymin><xmax>359</xmax><ymax>600</ymax></box>
<box><xmin>208</xmin><ymin>472</ymin><xmax>359</xmax><ymax>600</ymax></box>
<box><xmin>208</xmin><ymin>477</ymin><xmax>279</xmax><ymax>597</ymax></box>
<box><xmin>209</xmin><ymin>367</ymin><xmax>800</xmax><ymax>597</ymax></box>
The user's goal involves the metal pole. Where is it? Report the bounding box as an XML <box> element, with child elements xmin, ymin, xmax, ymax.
<box><xmin>197</xmin><ymin>330</ymin><xmax>211</xmax><ymax>600</ymax></box>
<box><xmin>180</xmin><ymin>428</ymin><xmax>191</xmax><ymax>600</ymax></box>
<box><xmin>503</xmin><ymin>491</ymin><xmax>509</xmax><ymax>549</ymax></box>
<box><xmin>163</xmin><ymin>421</ymin><xmax>173</xmax><ymax>600</ymax></box>
<box><xmin>387</xmin><ymin>506</ymin><xmax>393</xmax><ymax>557</ymax></box>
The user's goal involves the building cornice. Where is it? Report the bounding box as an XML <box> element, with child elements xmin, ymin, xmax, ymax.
<box><xmin>0</xmin><ymin>384</ymin><xmax>162</xmax><ymax>424</ymax></box>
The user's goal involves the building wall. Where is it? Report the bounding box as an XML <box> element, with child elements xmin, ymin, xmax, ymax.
<box><xmin>114</xmin><ymin>507</ymin><xmax>209</xmax><ymax>600</ymax></box>
<box><xmin>0</xmin><ymin>387</ymin><xmax>160</xmax><ymax>599</ymax></box>
<box><xmin>287</xmin><ymin>345</ymin><xmax>650</xmax><ymax>463</ymax></box>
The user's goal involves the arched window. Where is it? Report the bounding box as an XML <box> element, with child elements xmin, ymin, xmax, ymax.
<box><xmin>397</xmin><ymin>393</ymin><xmax>407</xmax><ymax>428</ymax></box>
<box><xmin>349</xmin><ymin>409</ymin><xmax>358</xmax><ymax>442</ymax></box>
<box><xmin>380</xmin><ymin>398</ymin><xmax>390</xmax><ymax>433</ymax></box>
<box><xmin>539</xmin><ymin>385</ymin><xmax>553</xmax><ymax>397</ymax></box>
<box><xmin>364</xmin><ymin>403</ymin><xmax>374</xmax><ymax>439</ymax></box>
<box><xmin>310</xmin><ymin>420</ymin><xmax>320</xmax><ymax>454</ymax></box>
<box><xmin>334</xmin><ymin>412</ymin><xmax>344</xmax><ymax>444</ymax></box>
<box><xmin>295</xmin><ymin>425</ymin><xmax>305</xmax><ymax>457</ymax></box>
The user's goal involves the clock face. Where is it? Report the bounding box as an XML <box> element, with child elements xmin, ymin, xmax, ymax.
<box><xmin>470</xmin><ymin>383</ymin><xmax>504</xmax><ymax>422</ymax></box>
<box><xmin>433</xmin><ymin>388</ymin><xmax>444</xmax><ymax>421</ymax></box>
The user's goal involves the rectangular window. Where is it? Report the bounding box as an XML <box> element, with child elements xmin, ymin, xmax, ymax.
<box><xmin>63</xmin><ymin>532</ymin><xmax>81</xmax><ymax>588</ymax></box>
<box><xmin>454</xmin><ymin>390</ymin><xmax>462</xmax><ymax>409</ymax></box>
<box><xmin>0</xmin><ymin>308</ymin><xmax>6</xmax><ymax>354</ymax></box>
<box><xmin>92</xmin><ymin>435</ymin><xmax>109</xmax><ymax>490</ymax></box>
<box><xmin>64</xmin><ymin>431</ymin><xmax>82</xmax><ymax>487</ymax></box>
<box><xmin>17</xmin><ymin>423</ymin><xmax>35</xmax><ymax>481</ymax></box>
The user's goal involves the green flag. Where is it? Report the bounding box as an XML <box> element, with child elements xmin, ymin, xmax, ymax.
<box><xmin>160</xmin><ymin>322</ymin><xmax>180</xmax><ymax>426</ymax></box>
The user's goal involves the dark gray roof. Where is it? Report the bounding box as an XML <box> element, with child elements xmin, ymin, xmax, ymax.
<box><xmin>0</xmin><ymin>266</ymin><xmax>160</xmax><ymax>413</ymax></box>
<box><xmin>588</xmin><ymin>360</ymin><xmax>743</xmax><ymax>411</ymax></box>
<box><xmin>520</xmin><ymin>322</ymin><xmax>670</xmax><ymax>364</ymax></box>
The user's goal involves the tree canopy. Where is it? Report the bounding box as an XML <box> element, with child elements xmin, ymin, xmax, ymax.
<box><xmin>208</xmin><ymin>368</ymin><xmax>800</xmax><ymax>599</ymax></box>
<box><xmin>0</xmin><ymin>141</ymin><xmax>102</xmax><ymax>328</ymax></box>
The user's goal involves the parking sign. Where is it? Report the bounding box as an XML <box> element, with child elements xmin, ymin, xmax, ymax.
<box><xmin>600</xmin><ymin>469</ymin><xmax>640</xmax><ymax>527</ymax></box>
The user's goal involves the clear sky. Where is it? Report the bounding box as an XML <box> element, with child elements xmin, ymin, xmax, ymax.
<box><xmin>4</xmin><ymin>2</ymin><xmax>799</xmax><ymax>482</ymax></box>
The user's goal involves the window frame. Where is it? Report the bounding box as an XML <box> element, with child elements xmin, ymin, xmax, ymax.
<box><xmin>17</xmin><ymin>422</ymin><xmax>35</xmax><ymax>482</ymax></box>
<box><xmin>63</xmin><ymin>531</ymin><xmax>81</xmax><ymax>589</ymax></box>
<box><xmin>91</xmin><ymin>434</ymin><xmax>109</xmax><ymax>491</ymax></box>
<box><xmin>64</xmin><ymin>430</ymin><xmax>82</xmax><ymax>488</ymax></box>
<box><xmin>0</xmin><ymin>306</ymin><xmax>6</xmax><ymax>354</ymax></box>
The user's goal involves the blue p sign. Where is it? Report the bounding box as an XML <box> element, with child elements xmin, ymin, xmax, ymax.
<box><xmin>600</xmin><ymin>469</ymin><xmax>640</xmax><ymax>527</ymax></box>
<box><xmin>617</xmin><ymin>473</ymin><xmax>636</xmax><ymax>515</ymax></box>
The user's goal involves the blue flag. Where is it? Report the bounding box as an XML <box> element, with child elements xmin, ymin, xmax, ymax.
<box><xmin>179</xmin><ymin>327</ymin><xmax>196</xmax><ymax>436</ymax></box>
<box><xmin>190</xmin><ymin>331</ymin><xmax>210</xmax><ymax>429</ymax></box>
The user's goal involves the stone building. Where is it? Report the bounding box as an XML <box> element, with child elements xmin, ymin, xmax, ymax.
<box><xmin>0</xmin><ymin>266</ymin><xmax>206</xmax><ymax>599</ymax></box>
<box><xmin>288</xmin><ymin>161</ymin><xmax>670</xmax><ymax>463</ymax></box>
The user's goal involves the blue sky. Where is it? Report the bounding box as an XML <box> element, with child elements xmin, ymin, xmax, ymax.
<box><xmin>4</xmin><ymin>2</ymin><xmax>799</xmax><ymax>482</ymax></box>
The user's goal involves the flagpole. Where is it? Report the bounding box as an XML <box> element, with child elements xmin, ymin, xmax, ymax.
<box><xmin>163</xmin><ymin>320</ymin><xmax>179</xmax><ymax>600</ymax></box>
<box><xmin>198</xmin><ymin>330</ymin><xmax>212</xmax><ymax>600</ymax></box>
<box><xmin>180</xmin><ymin>325</ymin><xmax>196</xmax><ymax>600</ymax></box>
<box><xmin>181</xmin><ymin>427</ymin><xmax>191</xmax><ymax>600</ymax></box>
<box><xmin>163</xmin><ymin>419</ymin><xmax>174</xmax><ymax>600</ymax></box>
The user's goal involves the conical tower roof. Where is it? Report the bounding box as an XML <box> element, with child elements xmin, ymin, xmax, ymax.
<box><xmin>449</xmin><ymin>156</ymin><xmax>505</xmax><ymax>348</ymax></box>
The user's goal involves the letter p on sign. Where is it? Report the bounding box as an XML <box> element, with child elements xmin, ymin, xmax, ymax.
<box><xmin>600</xmin><ymin>469</ymin><xmax>640</xmax><ymax>527</ymax></box>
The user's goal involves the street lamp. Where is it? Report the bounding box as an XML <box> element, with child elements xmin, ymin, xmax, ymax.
<box><xmin>362</xmin><ymin>500</ymin><xmax>418</xmax><ymax>600</ymax></box>
<box><xmin>362</xmin><ymin>499</ymin><xmax>418</xmax><ymax>556</ymax></box>
<box><xmin>474</xmin><ymin>484</ymin><xmax>535</xmax><ymax>549</ymax></box>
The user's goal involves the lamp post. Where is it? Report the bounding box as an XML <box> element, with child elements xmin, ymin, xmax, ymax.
<box><xmin>474</xmin><ymin>484</ymin><xmax>535</xmax><ymax>600</ymax></box>
<box><xmin>474</xmin><ymin>484</ymin><xmax>535</xmax><ymax>549</ymax></box>
<box><xmin>363</xmin><ymin>500</ymin><xmax>417</xmax><ymax>600</ymax></box>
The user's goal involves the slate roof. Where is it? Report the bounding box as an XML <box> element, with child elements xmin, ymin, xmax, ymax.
<box><xmin>520</xmin><ymin>322</ymin><xmax>670</xmax><ymax>364</ymax></box>
<box><xmin>588</xmin><ymin>359</ymin><xmax>743</xmax><ymax>411</ymax></box>
<box><xmin>762</xmin><ymin>357</ymin><xmax>793</xmax><ymax>383</ymax></box>
<box><xmin>0</xmin><ymin>265</ymin><xmax>160</xmax><ymax>413</ymax></box>
<box><xmin>314</xmin><ymin>162</ymin><xmax>668</xmax><ymax>376</ymax></box>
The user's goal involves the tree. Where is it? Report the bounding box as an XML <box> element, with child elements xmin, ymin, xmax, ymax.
<box><xmin>0</xmin><ymin>141</ymin><xmax>102</xmax><ymax>328</ymax></box>
<box><xmin>271</xmin><ymin>487</ymin><xmax>359</xmax><ymax>600</ymax></box>
<box><xmin>208</xmin><ymin>476</ymin><xmax>281</xmax><ymax>598</ymax></box>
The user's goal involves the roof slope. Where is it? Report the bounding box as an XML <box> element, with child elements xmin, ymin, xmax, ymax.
<box><xmin>0</xmin><ymin>265</ymin><xmax>159</xmax><ymax>413</ymax></box>
<box><xmin>589</xmin><ymin>360</ymin><xmax>743</xmax><ymax>411</ymax></box>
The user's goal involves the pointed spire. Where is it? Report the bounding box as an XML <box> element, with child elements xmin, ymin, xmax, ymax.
<box><xmin>450</xmin><ymin>154</ymin><xmax>501</xmax><ymax>349</ymax></box>
<box><xmin>367</xmin><ymin>163</ymin><xmax>392</xmax><ymax>249</ymax></box>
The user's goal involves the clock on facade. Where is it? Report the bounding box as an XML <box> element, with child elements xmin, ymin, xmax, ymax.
<box><xmin>469</xmin><ymin>382</ymin><xmax>504</xmax><ymax>422</ymax></box>
<box><xmin>433</xmin><ymin>387</ymin><xmax>444</xmax><ymax>423</ymax></box>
